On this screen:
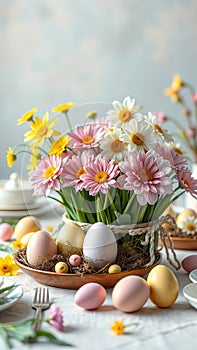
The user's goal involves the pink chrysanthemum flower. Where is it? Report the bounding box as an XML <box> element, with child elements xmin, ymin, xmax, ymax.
<box><xmin>119</xmin><ymin>150</ymin><xmax>173</xmax><ymax>206</ymax></box>
<box><xmin>176</xmin><ymin>168</ymin><xmax>197</xmax><ymax>198</ymax></box>
<box><xmin>68</xmin><ymin>123</ymin><xmax>106</xmax><ymax>149</ymax></box>
<box><xmin>62</xmin><ymin>152</ymin><xmax>94</xmax><ymax>191</ymax></box>
<box><xmin>29</xmin><ymin>155</ymin><xmax>67</xmax><ymax>196</ymax></box>
<box><xmin>81</xmin><ymin>157</ymin><xmax>120</xmax><ymax>196</ymax></box>
<box><xmin>155</xmin><ymin>144</ymin><xmax>187</xmax><ymax>171</ymax></box>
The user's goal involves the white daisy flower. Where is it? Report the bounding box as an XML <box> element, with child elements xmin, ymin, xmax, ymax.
<box><xmin>167</xmin><ymin>141</ymin><xmax>187</xmax><ymax>157</ymax></box>
<box><xmin>106</xmin><ymin>96</ymin><xmax>143</xmax><ymax>127</ymax></box>
<box><xmin>144</xmin><ymin>111</ymin><xmax>173</xmax><ymax>143</ymax></box>
<box><xmin>180</xmin><ymin>216</ymin><xmax>197</xmax><ymax>235</ymax></box>
<box><xmin>100</xmin><ymin>127</ymin><xmax>128</xmax><ymax>161</ymax></box>
<box><xmin>120</xmin><ymin>119</ymin><xmax>155</xmax><ymax>152</ymax></box>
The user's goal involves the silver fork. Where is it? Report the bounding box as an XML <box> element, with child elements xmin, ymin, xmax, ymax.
<box><xmin>32</xmin><ymin>287</ymin><xmax>50</xmax><ymax>331</ymax></box>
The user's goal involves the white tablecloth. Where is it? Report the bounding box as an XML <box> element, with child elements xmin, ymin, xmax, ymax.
<box><xmin>0</xmin><ymin>205</ymin><xmax>197</xmax><ymax>350</ymax></box>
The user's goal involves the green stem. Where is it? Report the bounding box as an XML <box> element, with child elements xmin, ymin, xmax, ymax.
<box><xmin>64</xmin><ymin>112</ymin><xmax>73</xmax><ymax>131</ymax></box>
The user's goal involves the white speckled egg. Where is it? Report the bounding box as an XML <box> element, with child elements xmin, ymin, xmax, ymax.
<box><xmin>83</xmin><ymin>222</ymin><xmax>117</xmax><ymax>268</ymax></box>
<box><xmin>26</xmin><ymin>230</ymin><xmax>57</xmax><ymax>267</ymax></box>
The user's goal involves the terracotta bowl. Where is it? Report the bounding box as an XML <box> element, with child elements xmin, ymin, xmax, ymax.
<box><xmin>14</xmin><ymin>253</ymin><xmax>161</xmax><ymax>290</ymax></box>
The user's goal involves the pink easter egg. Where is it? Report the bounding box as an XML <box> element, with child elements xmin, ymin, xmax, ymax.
<box><xmin>69</xmin><ymin>254</ymin><xmax>81</xmax><ymax>266</ymax></box>
<box><xmin>181</xmin><ymin>255</ymin><xmax>197</xmax><ymax>273</ymax></box>
<box><xmin>0</xmin><ymin>223</ymin><xmax>14</xmax><ymax>241</ymax></box>
<box><xmin>74</xmin><ymin>282</ymin><xmax>106</xmax><ymax>310</ymax></box>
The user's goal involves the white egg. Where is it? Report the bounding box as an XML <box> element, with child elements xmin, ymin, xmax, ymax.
<box><xmin>83</xmin><ymin>222</ymin><xmax>117</xmax><ymax>268</ymax></box>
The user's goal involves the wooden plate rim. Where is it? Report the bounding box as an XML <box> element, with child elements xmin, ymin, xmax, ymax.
<box><xmin>14</xmin><ymin>253</ymin><xmax>161</xmax><ymax>289</ymax></box>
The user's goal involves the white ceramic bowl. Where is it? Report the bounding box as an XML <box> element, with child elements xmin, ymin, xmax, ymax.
<box><xmin>183</xmin><ymin>283</ymin><xmax>197</xmax><ymax>309</ymax></box>
<box><xmin>189</xmin><ymin>269</ymin><xmax>197</xmax><ymax>283</ymax></box>
<box><xmin>0</xmin><ymin>173</ymin><xmax>34</xmax><ymax>206</ymax></box>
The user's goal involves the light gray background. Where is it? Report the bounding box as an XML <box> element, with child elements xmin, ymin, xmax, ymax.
<box><xmin>0</xmin><ymin>0</ymin><xmax>196</xmax><ymax>180</ymax></box>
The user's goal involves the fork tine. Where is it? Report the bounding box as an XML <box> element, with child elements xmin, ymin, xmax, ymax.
<box><xmin>33</xmin><ymin>287</ymin><xmax>38</xmax><ymax>303</ymax></box>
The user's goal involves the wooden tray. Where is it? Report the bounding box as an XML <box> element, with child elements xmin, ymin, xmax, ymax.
<box><xmin>159</xmin><ymin>237</ymin><xmax>197</xmax><ymax>250</ymax></box>
<box><xmin>14</xmin><ymin>254</ymin><xmax>161</xmax><ymax>290</ymax></box>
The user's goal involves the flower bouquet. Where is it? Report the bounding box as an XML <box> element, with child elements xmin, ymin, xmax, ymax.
<box><xmin>7</xmin><ymin>97</ymin><xmax>197</xmax><ymax>272</ymax></box>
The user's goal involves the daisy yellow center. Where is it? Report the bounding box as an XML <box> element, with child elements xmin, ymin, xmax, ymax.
<box><xmin>186</xmin><ymin>223</ymin><xmax>196</xmax><ymax>231</ymax></box>
<box><xmin>76</xmin><ymin>167</ymin><xmax>86</xmax><ymax>179</ymax></box>
<box><xmin>2</xmin><ymin>265</ymin><xmax>10</xmax><ymax>272</ymax></box>
<box><xmin>172</xmin><ymin>147</ymin><xmax>183</xmax><ymax>155</ymax></box>
<box><xmin>82</xmin><ymin>136</ymin><xmax>94</xmax><ymax>144</ymax></box>
<box><xmin>138</xmin><ymin>168</ymin><xmax>153</xmax><ymax>182</ymax></box>
<box><xmin>154</xmin><ymin>124</ymin><xmax>163</xmax><ymax>134</ymax></box>
<box><xmin>39</xmin><ymin>126</ymin><xmax>49</xmax><ymax>137</ymax></box>
<box><xmin>94</xmin><ymin>171</ymin><xmax>108</xmax><ymax>183</ymax></box>
<box><xmin>118</xmin><ymin>109</ymin><xmax>132</xmax><ymax>123</ymax></box>
<box><xmin>44</xmin><ymin>166</ymin><xmax>56</xmax><ymax>179</ymax></box>
<box><xmin>182</xmin><ymin>177</ymin><xmax>190</xmax><ymax>188</ymax></box>
<box><xmin>131</xmin><ymin>133</ymin><xmax>145</xmax><ymax>146</ymax></box>
<box><xmin>111</xmin><ymin>139</ymin><xmax>124</xmax><ymax>153</ymax></box>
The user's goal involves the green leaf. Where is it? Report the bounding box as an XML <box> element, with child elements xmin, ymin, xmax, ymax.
<box><xmin>116</xmin><ymin>213</ymin><xmax>132</xmax><ymax>225</ymax></box>
<box><xmin>0</xmin><ymin>325</ymin><xmax>11</xmax><ymax>349</ymax></box>
<box><xmin>0</xmin><ymin>244</ymin><xmax>14</xmax><ymax>255</ymax></box>
<box><xmin>36</xmin><ymin>330</ymin><xmax>74</xmax><ymax>347</ymax></box>
<box><xmin>0</xmin><ymin>284</ymin><xmax>16</xmax><ymax>295</ymax></box>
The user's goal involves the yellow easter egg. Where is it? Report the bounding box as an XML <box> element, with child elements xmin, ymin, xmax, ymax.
<box><xmin>56</xmin><ymin>219</ymin><xmax>85</xmax><ymax>254</ymax></box>
<box><xmin>20</xmin><ymin>231</ymin><xmax>36</xmax><ymax>248</ymax></box>
<box><xmin>176</xmin><ymin>208</ymin><xmax>197</xmax><ymax>228</ymax></box>
<box><xmin>147</xmin><ymin>264</ymin><xmax>179</xmax><ymax>308</ymax></box>
<box><xmin>14</xmin><ymin>216</ymin><xmax>41</xmax><ymax>240</ymax></box>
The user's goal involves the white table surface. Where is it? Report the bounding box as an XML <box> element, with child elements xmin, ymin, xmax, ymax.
<box><xmin>0</xmin><ymin>204</ymin><xmax>197</xmax><ymax>350</ymax></box>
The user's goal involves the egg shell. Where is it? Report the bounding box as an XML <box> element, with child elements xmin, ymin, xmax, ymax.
<box><xmin>20</xmin><ymin>231</ymin><xmax>36</xmax><ymax>248</ymax></box>
<box><xmin>83</xmin><ymin>222</ymin><xmax>117</xmax><ymax>268</ymax></box>
<box><xmin>69</xmin><ymin>254</ymin><xmax>81</xmax><ymax>266</ymax></box>
<box><xmin>26</xmin><ymin>230</ymin><xmax>57</xmax><ymax>266</ymax></box>
<box><xmin>112</xmin><ymin>275</ymin><xmax>150</xmax><ymax>313</ymax></box>
<box><xmin>176</xmin><ymin>208</ymin><xmax>197</xmax><ymax>228</ymax></box>
<box><xmin>147</xmin><ymin>265</ymin><xmax>179</xmax><ymax>308</ymax></box>
<box><xmin>181</xmin><ymin>255</ymin><xmax>197</xmax><ymax>273</ymax></box>
<box><xmin>74</xmin><ymin>282</ymin><xmax>106</xmax><ymax>310</ymax></box>
<box><xmin>56</xmin><ymin>219</ymin><xmax>85</xmax><ymax>255</ymax></box>
<box><xmin>14</xmin><ymin>216</ymin><xmax>41</xmax><ymax>240</ymax></box>
<box><xmin>0</xmin><ymin>223</ymin><xmax>14</xmax><ymax>241</ymax></box>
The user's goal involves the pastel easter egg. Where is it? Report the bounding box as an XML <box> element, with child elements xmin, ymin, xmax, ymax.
<box><xmin>147</xmin><ymin>265</ymin><xmax>179</xmax><ymax>308</ymax></box>
<box><xmin>181</xmin><ymin>255</ymin><xmax>197</xmax><ymax>273</ymax></box>
<box><xmin>83</xmin><ymin>222</ymin><xmax>117</xmax><ymax>268</ymax></box>
<box><xmin>74</xmin><ymin>282</ymin><xmax>106</xmax><ymax>310</ymax></box>
<box><xmin>0</xmin><ymin>223</ymin><xmax>14</xmax><ymax>241</ymax></box>
<box><xmin>112</xmin><ymin>275</ymin><xmax>150</xmax><ymax>312</ymax></box>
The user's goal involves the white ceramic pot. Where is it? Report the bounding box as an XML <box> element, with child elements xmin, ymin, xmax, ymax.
<box><xmin>185</xmin><ymin>163</ymin><xmax>197</xmax><ymax>212</ymax></box>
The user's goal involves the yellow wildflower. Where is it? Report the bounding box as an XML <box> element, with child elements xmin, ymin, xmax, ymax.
<box><xmin>163</xmin><ymin>87</ymin><xmax>181</xmax><ymax>103</ymax></box>
<box><xmin>45</xmin><ymin>225</ymin><xmax>54</xmax><ymax>233</ymax></box>
<box><xmin>0</xmin><ymin>255</ymin><xmax>19</xmax><ymax>276</ymax></box>
<box><xmin>171</xmin><ymin>74</ymin><xmax>184</xmax><ymax>91</ymax></box>
<box><xmin>49</xmin><ymin>135</ymin><xmax>72</xmax><ymax>156</ymax></box>
<box><xmin>17</xmin><ymin>107</ymin><xmax>38</xmax><ymax>125</ymax></box>
<box><xmin>11</xmin><ymin>240</ymin><xmax>25</xmax><ymax>250</ymax></box>
<box><xmin>111</xmin><ymin>320</ymin><xmax>125</xmax><ymax>335</ymax></box>
<box><xmin>24</xmin><ymin>112</ymin><xmax>60</xmax><ymax>148</ymax></box>
<box><xmin>6</xmin><ymin>147</ymin><xmax>16</xmax><ymax>168</ymax></box>
<box><xmin>27</xmin><ymin>147</ymin><xmax>39</xmax><ymax>172</ymax></box>
<box><xmin>52</xmin><ymin>102</ymin><xmax>75</xmax><ymax>113</ymax></box>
